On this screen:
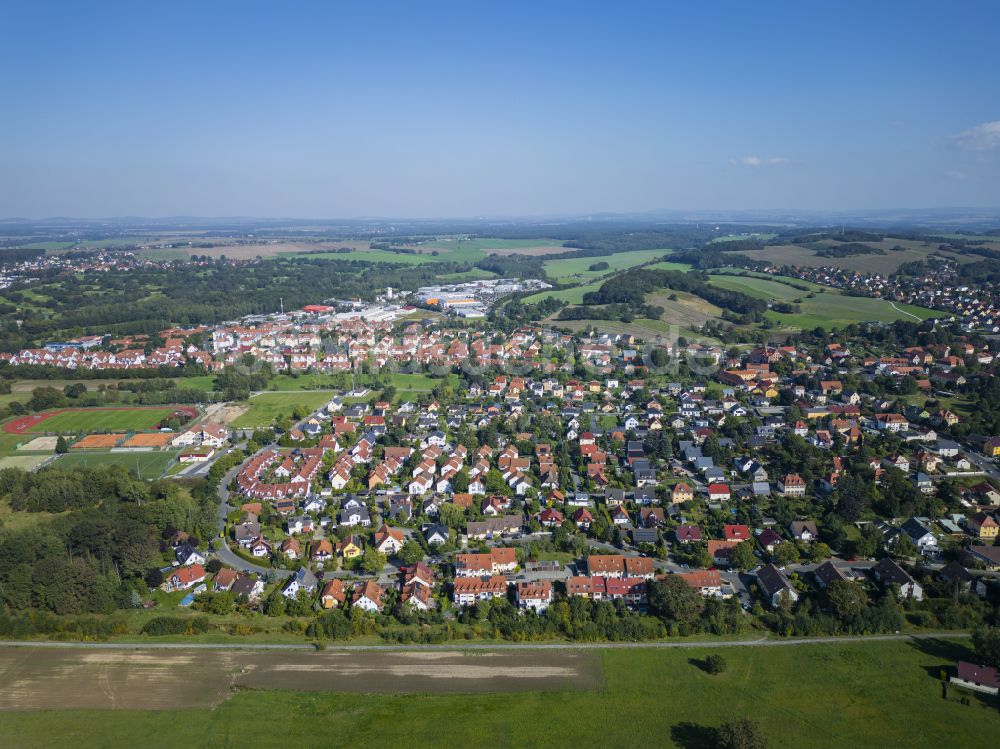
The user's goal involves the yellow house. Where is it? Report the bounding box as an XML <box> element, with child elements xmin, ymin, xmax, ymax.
<box><xmin>969</xmin><ymin>513</ymin><xmax>999</xmax><ymax>541</ymax></box>
<box><xmin>987</xmin><ymin>437</ymin><xmax>1000</xmax><ymax>457</ymax></box>
<box><xmin>338</xmin><ymin>537</ymin><xmax>363</xmax><ymax>560</ymax></box>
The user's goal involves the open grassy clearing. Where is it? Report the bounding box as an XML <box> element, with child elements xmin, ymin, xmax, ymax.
<box><xmin>706</xmin><ymin>273</ymin><xmax>939</xmax><ymax>329</ymax></box>
<box><xmin>646</xmin><ymin>260</ymin><xmax>695</xmax><ymax>272</ymax></box>
<box><xmin>523</xmin><ymin>280</ymin><xmax>605</xmax><ymax>305</ymax></box>
<box><xmin>646</xmin><ymin>289</ymin><xmax>723</xmax><ymax>328</ymax></box>
<box><xmin>729</xmin><ymin>238</ymin><xmax>978</xmax><ymax>274</ymax></box>
<box><xmin>542</xmin><ymin>249</ymin><xmax>671</xmax><ymax>283</ymax></box>
<box><xmin>434</xmin><ymin>269</ymin><xmax>499</xmax><ymax>282</ymax></box>
<box><xmin>545</xmin><ymin>314</ymin><xmax>710</xmax><ymax>343</ymax></box>
<box><xmin>0</xmin><ymin>640</ymin><xmax>993</xmax><ymax>748</ymax></box>
<box><xmin>230</xmin><ymin>391</ymin><xmax>337</xmax><ymax>428</ymax></box>
<box><xmin>0</xmin><ymin>496</ymin><xmax>66</xmax><ymax>531</ymax></box>
<box><xmin>51</xmin><ymin>450</ymin><xmax>179</xmax><ymax>479</ymax></box>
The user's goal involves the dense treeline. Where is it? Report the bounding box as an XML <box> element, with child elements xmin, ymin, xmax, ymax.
<box><xmin>475</xmin><ymin>254</ymin><xmax>547</xmax><ymax>279</ymax></box>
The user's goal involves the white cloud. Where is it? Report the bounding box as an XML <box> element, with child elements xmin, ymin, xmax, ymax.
<box><xmin>730</xmin><ymin>155</ymin><xmax>789</xmax><ymax>167</ymax></box>
<box><xmin>951</xmin><ymin>120</ymin><xmax>1000</xmax><ymax>151</ymax></box>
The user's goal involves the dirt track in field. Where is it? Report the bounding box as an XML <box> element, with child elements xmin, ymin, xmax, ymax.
<box><xmin>0</xmin><ymin>648</ymin><xmax>601</xmax><ymax>710</ymax></box>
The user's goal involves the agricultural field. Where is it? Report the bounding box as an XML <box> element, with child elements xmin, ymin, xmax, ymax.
<box><xmin>230</xmin><ymin>391</ymin><xmax>338</xmax><ymax>428</ymax></box>
<box><xmin>0</xmin><ymin>639</ymin><xmax>994</xmax><ymax>749</ymax></box>
<box><xmin>706</xmin><ymin>272</ymin><xmax>939</xmax><ymax>329</ymax></box>
<box><xmin>51</xmin><ymin>450</ymin><xmax>180</xmax><ymax>479</ymax></box>
<box><xmin>542</xmin><ymin>249</ymin><xmax>671</xmax><ymax>283</ymax></box>
<box><xmin>727</xmin><ymin>238</ymin><xmax>978</xmax><ymax>274</ymax></box>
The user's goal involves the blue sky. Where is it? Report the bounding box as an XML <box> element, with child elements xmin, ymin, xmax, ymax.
<box><xmin>1</xmin><ymin>1</ymin><xmax>998</xmax><ymax>218</ymax></box>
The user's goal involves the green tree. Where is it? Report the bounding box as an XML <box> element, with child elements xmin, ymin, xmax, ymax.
<box><xmin>28</xmin><ymin>386</ymin><xmax>68</xmax><ymax>412</ymax></box>
<box><xmin>730</xmin><ymin>540</ymin><xmax>757</xmax><ymax>571</ymax></box>
<box><xmin>398</xmin><ymin>540</ymin><xmax>424</xmax><ymax>566</ymax></box>
<box><xmin>972</xmin><ymin>627</ymin><xmax>1000</xmax><ymax>668</ymax></box>
<box><xmin>361</xmin><ymin>548</ymin><xmax>387</xmax><ymax>575</ymax></box>
<box><xmin>825</xmin><ymin>580</ymin><xmax>868</xmax><ymax>622</ymax></box>
<box><xmin>716</xmin><ymin>717</ymin><xmax>768</xmax><ymax>749</ymax></box>
<box><xmin>54</xmin><ymin>435</ymin><xmax>69</xmax><ymax>454</ymax></box>
<box><xmin>704</xmin><ymin>653</ymin><xmax>727</xmax><ymax>674</ymax></box>
<box><xmin>647</xmin><ymin>574</ymin><xmax>704</xmax><ymax>625</ymax></box>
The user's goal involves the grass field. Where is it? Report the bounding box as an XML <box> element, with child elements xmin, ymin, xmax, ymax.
<box><xmin>524</xmin><ymin>280</ymin><xmax>605</xmax><ymax>305</ymax></box>
<box><xmin>709</xmin><ymin>232</ymin><xmax>778</xmax><ymax>243</ymax></box>
<box><xmin>51</xmin><ymin>450</ymin><xmax>179</xmax><ymax>479</ymax></box>
<box><xmin>706</xmin><ymin>272</ymin><xmax>939</xmax><ymax>329</ymax></box>
<box><xmin>230</xmin><ymin>391</ymin><xmax>337</xmax><ymax>428</ymax></box>
<box><xmin>0</xmin><ymin>639</ymin><xmax>994</xmax><ymax>748</ymax></box>
<box><xmin>646</xmin><ymin>260</ymin><xmax>695</xmax><ymax>272</ymax></box>
<box><xmin>26</xmin><ymin>407</ymin><xmax>182</xmax><ymax>434</ymax></box>
<box><xmin>546</xmin><ymin>315</ymin><xmax>711</xmax><ymax>343</ymax></box>
<box><xmin>542</xmin><ymin>249</ymin><xmax>671</xmax><ymax>283</ymax></box>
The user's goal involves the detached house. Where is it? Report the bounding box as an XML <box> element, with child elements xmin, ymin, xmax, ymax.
<box><xmin>756</xmin><ymin>564</ymin><xmax>798</xmax><ymax>607</ymax></box>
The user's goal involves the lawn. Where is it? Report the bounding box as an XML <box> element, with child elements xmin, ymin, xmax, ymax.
<box><xmin>32</xmin><ymin>407</ymin><xmax>181</xmax><ymax>434</ymax></box>
<box><xmin>51</xmin><ymin>450</ymin><xmax>179</xmax><ymax>479</ymax></box>
<box><xmin>231</xmin><ymin>392</ymin><xmax>337</xmax><ymax>428</ymax></box>
<box><xmin>0</xmin><ymin>639</ymin><xmax>994</xmax><ymax>748</ymax></box>
<box><xmin>388</xmin><ymin>372</ymin><xmax>459</xmax><ymax>393</ymax></box>
<box><xmin>706</xmin><ymin>273</ymin><xmax>939</xmax><ymax>329</ymax></box>
<box><xmin>543</xmin><ymin>249</ymin><xmax>672</xmax><ymax>283</ymax></box>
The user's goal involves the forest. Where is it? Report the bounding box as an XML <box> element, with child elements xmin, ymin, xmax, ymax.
<box><xmin>0</xmin><ymin>465</ymin><xmax>217</xmax><ymax>617</ymax></box>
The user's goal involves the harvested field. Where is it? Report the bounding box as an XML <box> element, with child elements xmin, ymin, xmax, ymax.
<box><xmin>0</xmin><ymin>454</ymin><xmax>50</xmax><ymax>471</ymax></box>
<box><xmin>0</xmin><ymin>648</ymin><xmax>600</xmax><ymax>711</ymax></box>
<box><xmin>71</xmin><ymin>433</ymin><xmax>125</xmax><ymax>449</ymax></box>
<box><xmin>121</xmin><ymin>432</ymin><xmax>175</xmax><ymax>448</ymax></box>
<box><xmin>235</xmin><ymin>650</ymin><xmax>601</xmax><ymax>694</ymax></box>
<box><xmin>0</xmin><ymin>648</ymin><xmax>239</xmax><ymax>710</ymax></box>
